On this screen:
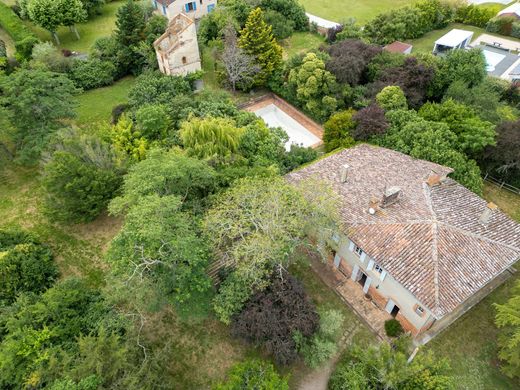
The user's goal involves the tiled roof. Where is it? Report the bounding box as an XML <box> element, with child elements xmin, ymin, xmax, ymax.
<box><xmin>287</xmin><ymin>145</ymin><xmax>520</xmax><ymax>318</ymax></box>
<box><xmin>157</xmin><ymin>0</ymin><xmax>175</xmax><ymax>6</ymax></box>
<box><xmin>384</xmin><ymin>41</ymin><xmax>413</xmax><ymax>53</ymax></box>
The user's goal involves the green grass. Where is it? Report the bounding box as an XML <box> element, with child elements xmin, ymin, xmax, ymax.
<box><xmin>299</xmin><ymin>0</ymin><xmax>414</xmax><ymax>24</ymax></box>
<box><xmin>421</xmin><ymin>184</ymin><xmax>520</xmax><ymax>390</ymax></box>
<box><xmin>407</xmin><ymin>22</ymin><xmax>520</xmax><ymax>54</ymax></box>
<box><xmin>76</xmin><ymin>76</ymin><xmax>136</xmax><ymax>126</ymax></box>
<box><xmin>22</xmin><ymin>0</ymin><xmax>130</xmax><ymax>53</ymax></box>
<box><xmin>282</xmin><ymin>31</ymin><xmax>325</xmax><ymax>59</ymax></box>
<box><xmin>0</xmin><ymin>23</ymin><xmax>14</xmax><ymax>56</ymax></box>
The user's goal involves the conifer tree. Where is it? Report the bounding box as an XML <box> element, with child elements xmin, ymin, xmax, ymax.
<box><xmin>114</xmin><ymin>0</ymin><xmax>145</xmax><ymax>47</ymax></box>
<box><xmin>238</xmin><ymin>7</ymin><xmax>282</xmax><ymax>86</ymax></box>
<box><xmin>495</xmin><ymin>282</ymin><xmax>520</xmax><ymax>379</ymax></box>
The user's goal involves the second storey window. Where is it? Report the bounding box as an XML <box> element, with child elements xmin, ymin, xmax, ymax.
<box><xmin>374</xmin><ymin>264</ymin><xmax>384</xmax><ymax>274</ymax></box>
<box><xmin>185</xmin><ymin>2</ymin><xmax>196</xmax><ymax>12</ymax></box>
<box><xmin>354</xmin><ymin>245</ymin><xmax>363</xmax><ymax>257</ymax></box>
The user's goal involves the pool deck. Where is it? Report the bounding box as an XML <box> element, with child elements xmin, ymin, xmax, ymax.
<box><xmin>240</xmin><ymin>94</ymin><xmax>324</xmax><ymax>148</ymax></box>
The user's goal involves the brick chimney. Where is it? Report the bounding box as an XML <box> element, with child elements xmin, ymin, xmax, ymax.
<box><xmin>427</xmin><ymin>172</ymin><xmax>442</xmax><ymax>187</ymax></box>
<box><xmin>480</xmin><ymin>202</ymin><xmax>498</xmax><ymax>225</ymax></box>
<box><xmin>381</xmin><ymin>186</ymin><xmax>401</xmax><ymax>208</ymax></box>
<box><xmin>340</xmin><ymin>164</ymin><xmax>350</xmax><ymax>183</ymax></box>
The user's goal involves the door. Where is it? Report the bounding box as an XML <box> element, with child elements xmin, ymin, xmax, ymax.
<box><xmin>351</xmin><ymin>265</ymin><xmax>359</xmax><ymax>281</ymax></box>
<box><xmin>363</xmin><ymin>277</ymin><xmax>372</xmax><ymax>294</ymax></box>
<box><xmin>333</xmin><ymin>253</ymin><xmax>341</xmax><ymax>268</ymax></box>
<box><xmin>358</xmin><ymin>272</ymin><xmax>367</xmax><ymax>287</ymax></box>
<box><xmin>385</xmin><ymin>299</ymin><xmax>400</xmax><ymax>317</ymax></box>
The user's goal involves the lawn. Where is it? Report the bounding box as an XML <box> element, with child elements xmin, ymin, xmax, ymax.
<box><xmin>76</xmin><ymin>76</ymin><xmax>136</xmax><ymax>126</ymax></box>
<box><xmin>407</xmin><ymin>22</ymin><xmax>520</xmax><ymax>54</ymax></box>
<box><xmin>0</xmin><ymin>23</ymin><xmax>14</xmax><ymax>56</ymax></box>
<box><xmin>421</xmin><ymin>183</ymin><xmax>520</xmax><ymax>390</ymax></box>
<box><xmin>282</xmin><ymin>31</ymin><xmax>325</xmax><ymax>59</ymax></box>
<box><xmin>298</xmin><ymin>0</ymin><xmax>413</xmax><ymax>24</ymax></box>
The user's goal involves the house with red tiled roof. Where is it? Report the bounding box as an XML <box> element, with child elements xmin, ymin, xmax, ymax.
<box><xmin>152</xmin><ymin>0</ymin><xmax>217</xmax><ymax>21</ymax></box>
<box><xmin>384</xmin><ymin>41</ymin><xmax>413</xmax><ymax>54</ymax></box>
<box><xmin>287</xmin><ymin>145</ymin><xmax>520</xmax><ymax>341</ymax></box>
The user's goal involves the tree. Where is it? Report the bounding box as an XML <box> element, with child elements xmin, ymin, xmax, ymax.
<box><xmin>259</xmin><ymin>0</ymin><xmax>308</xmax><ymax>31</ymax></box>
<box><xmin>264</xmin><ymin>10</ymin><xmax>295</xmax><ymax>40</ymax></box>
<box><xmin>42</xmin><ymin>150</ymin><xmax>122</xmax><ymax>223</ymax></box>
<box><xmin>128</xmin><ymin>71</ymin><xmax>191</xmax><ymax>108</ymax></box>
<box><xmin>329</xmin><ymin>342</ymin><xmax>454</xmax><ymax>390</ymax></box>
<box><xmin>0</xmin><ymin>230</ymin><xmax>58</xmax><ymax>304</ymax></box>
<box><xmin>418</xmin><ymin>99</ymin><xmax>496</xmax><ymax>156</ymax></box>
<box><xmin>79</xmin><ymin>0</ymin><xmax>105</xmax><ymax>17</ymax></box>
<box><xmin>110</xmin><ymin>114</ymin><xmax>148</xmax><ymax>162</ymax></box>
<box><xmin>0</xmin><ymin>68</ymin><xmax>78</xmax><ymax>164</ymax></box>
<box><xmin>352</xmin><ymin>104</ymin><xmax>389</xmax><ymax>140</ymax></box>
<box><xmin>134</xmin><ymin>104</ymin><xmax>171</xmax><ymax>140</ymax></box>
<box><xmin>221</xmin><ymin>24</ymin><xmax>259</xmax><ymax>92</ymax></box>
<box><xmin>107</xmin><ymin>194</ymin><xmax>211</xmax><ymax>304</ymax></box>
<box><xmin>109</xmin><ymin>148</ymin><xmax>216</xmax><ymax>213</ymax></box>
<box><xmin>69</xmin><ymin>58</ymin><xmax>116</xmax><ymax>90</ymax></box>
<box><xmin>114</xmin><ymin>0</ymin><xmax>145</xmax><ymax>47</ymax></box>
<box><xmin>323</xmin><ymin>109</ymin><xmax>356</xmax><ymax>152</ymax></box>
<box><xmin>483</xmin><ymin>119</ymin><xmax>520</xmax><ymax>185</ymax></box>
<box><xmin>326</xmin><ymin>39</ymin><xmax>382</xmax><ymax>86</ymax></box>
<box><xmin>216</xmin><ymin>359</ymin><xmax>288</xmax><ymax>390</ymax></box>
<box><xmin>238</xmin><ymin>7</ymin><xmax>282</xmax><ymax>86</ymax></box>
<box><xmin>30</xmin><ymin>42</ymin><xmax>72</xmax><ymax>73</ymax></box>
<box><xmin>376</xmin><ymin>86</ymin><xmax>408</xmax><ymax>111</ymax></box>
<box><xmin>180</xmin><ymin>116</ymin><xmax>245</xmax><ymax>160</ymax></box>
<box><xmin>205</xmin><ymin>176</ymin><xmax>339</xmax><ymax>322</ymax></box>
<box><xmin>288</xmin><ymin>52</ymin><xmax>339</xmax><ymax>121</ymax></box>
<box><xmin>231</xmin><ymin>271</ymin><xmax>320</xmax><ymax>365</ymax></box>
<box><xmin>495</xmin><ymin>281</ymin><xmax>520</xmax><ymax>378</ymax></box>
<box><xmin>60</xmin><ymin>0</ymin><xmax>88</xmax><ymax>40</ymax></box>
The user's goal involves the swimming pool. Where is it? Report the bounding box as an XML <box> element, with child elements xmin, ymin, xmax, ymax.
<box><xmin>483</xmin><ymin>49</ymin><xmax>506</xmax><ymax>72</ymax></box>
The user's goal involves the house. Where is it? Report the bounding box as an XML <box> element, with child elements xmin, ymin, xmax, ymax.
<box><xmin>153</xmin><ymin>13</ymin><xmax>202</xmax><ymax>76</ymax></box>
<box><xmin>497</xmin><ymin>2</ymin><xmax>520</xmax><ymax>19</ymax></box>
<box><xmin>384</xmin><ymin>41</ymin><xmax>413</xmax><ymax>55</ymax></box>
<box><xmin>287</xmin><ymin>145</ymin><xmax>520</xmax><ymax>341</ymax></box>
<box><xmin>473</xmin><ymin>44</ymin><xmax>520</xmax><ymax>81</ymax></box>
<box><xmin>432</xmin><ymin>29</ymin><xmax>473</xmax><ymax>55</ymax></box>
<box><xmin>152</xmin><ymin>0</ymin><xmax>217</xmax><ymax>21</ymax></box>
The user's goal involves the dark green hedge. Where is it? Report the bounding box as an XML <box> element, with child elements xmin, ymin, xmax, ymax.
<box><xmin>0</xmin><ymin>2</ymin><xmax>38</xmax><ymax>58</ymax></box>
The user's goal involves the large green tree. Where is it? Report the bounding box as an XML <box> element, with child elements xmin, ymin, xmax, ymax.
<box><xmin>216</xmin><ymin>359</ymin><xmax>288</xmax><ymax>390</ymax></box>
<box><xmin>495</xmin><ymin>281</ymin><xmax>520</xmax><ymax>379</ymax></box>
<box><xmin>0</xmin><ymin>69</ymin><xmax>78</xmax><ymax>164</ymax></box>
<box><xmin>238</xmin><ymin>7</ymin><xmax>282</xmax><ymax>86</ymax></box>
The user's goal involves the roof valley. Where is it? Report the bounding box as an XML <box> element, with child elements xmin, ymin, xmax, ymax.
<box><xmin>423</xmin><ymin>183</ymin><xmax>441</xmax><ymax>316</ymax></box>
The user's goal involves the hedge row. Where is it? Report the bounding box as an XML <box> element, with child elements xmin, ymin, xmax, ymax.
<box><xmin>0</xmin><ymin>2</ymin><xmax>38</xmax><ymax>58</ymax></box>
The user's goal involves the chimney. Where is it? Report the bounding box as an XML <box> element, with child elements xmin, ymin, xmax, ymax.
<box><xmin>340</xmin><ymin>164</ymin><xmax>350</xmax><ymax>183</ymax></box>
<box><xmin>427</xmin><ymin>172</ymin><xmax>442</xmax><ymax>187</ymax></box>
<box><xmin>381</xmin><ymin>186</ymin><xmax>401</xmax><ymax>208</ymax></box>
<box><xmin>480</xmin><ymin>202</ymin><xmax>498</xmax><ymax>225</ymax></box>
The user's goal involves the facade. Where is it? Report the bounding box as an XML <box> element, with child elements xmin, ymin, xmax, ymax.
<box><xmin>384</xmin><ymin>41</ymin><xmax>413</xmax><ymax>54</ymax></box>
<box><xmin>497</xmin><ymin>2</ymin><xmax>520</xmax><ymax>19</ymax></box>
<box><xmin>432</xmin><ymin>29</ymin><xmax>473</xmax><ymax>54</ymax></box>
<box><xmin>287</xmin><ymin>145</ymin><xmax>520</xmax><ymax>339</ymax></box>
<box><xmin>152</xmin><ymin>0</ymin><xmax>217</xmax><ymax>21</ymax></box>
<box><xmin>153</xmin><ymin>13</ymin><xmax>202</xmax><ymax>76</ymax></box>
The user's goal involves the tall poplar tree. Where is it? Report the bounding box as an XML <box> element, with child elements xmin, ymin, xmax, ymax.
<box><xmin>238</xmin><ymin>7</ymin><xmax>282</xmax><ymax>86</ymax></box>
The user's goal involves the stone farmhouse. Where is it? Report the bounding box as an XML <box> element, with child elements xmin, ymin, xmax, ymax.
<box><xmin>152</xmin><ymin>0</ymin><xmax>217</xmax><ymax>21</ymax></box>
<box><xmin>153</xmin><ymin>13</ymin><xmax>202</xmax><ymax>76</ymax></box>
<box><xmin>287</xmin><ymin>144</ymin><xmax>520</xmax><ymax>342</ymax></box>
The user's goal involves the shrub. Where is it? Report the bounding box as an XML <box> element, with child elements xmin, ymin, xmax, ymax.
<box><xmin>512</xmin><ymin>22</ymin><xmax>520</xmax><ymax>39</ymax></box>
<box><xmin>352</xmin><ymin>104</ymin><xmax>389</xmax><ymax>140</ymax></box>
<box><xmin>231</xmin><ymin>271</ymin><xmax>320</xmax><ymax>365</ymax></box>
<box><xmin>487</xmin><ymin>16</ymin><xmax>516</xmax><ymax>36</ymax></box>
<box><xmin>376</xmin><ymin>85</ymin><xmax>408</xmax><ymax>111</ymax></box>
<box><xmin>0</xmin><ymin>2</ymin><xmax>38</xmax><ymax>59</ymax></box>
<box><xmin>69</xmin><ymin>58</ymin><xmax>116</xmax><ymax>90</ymax></box>
<box><xmin>385</xmin><ymin>318</ymin><xmax>404</xmax><ymax>337</ymax></box>
<box><xmin>323</xmin><ymin>109</ymin><xmax>356</xmax><ymax>152</ymax></box>
<box><xmin>216</xmin><ymin>359</ymin><xmax>289</xmax><ymax>390</ymax></box>
<box><xmin>455</xmin><ymin>4</ymin><xmax>495</xmax><ymax>28</ymax></box>
<box><xmin>264</xmin><ymin>9</ymin><xmax>294</xmax><ymax>40</ymax></box>
<box><xmin>0</xmin><ymin>230</ymin><xmax>58</xmax><ymax>304</ymax></box>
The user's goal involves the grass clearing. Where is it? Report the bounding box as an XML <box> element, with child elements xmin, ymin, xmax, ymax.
<box><xmin>421</xmin><ymin>184</ymin><xmax>520</xmax><ymax>390</ymax></box>
<box><xmin>299</xmin><ymin>0</ymin><xmax>413</xmax><ymax>24</ymax></box>
<box><xmin>407</xmin><ymin>22</ymin><xmax>520</xmax><ymax>54</ymax></box>
<box><xmin>282</xmin><ymin>31</ymin><xmax>325</xmax><ymax>59</ymax></box>
<box><xmin>76</xmin><ymin>76</ymin><xmax>136</xmax><ymax>126</ymax></box>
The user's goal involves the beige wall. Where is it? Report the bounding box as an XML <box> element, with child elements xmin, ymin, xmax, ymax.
<box><xmin>166</xmin><ymin>0</ymin><xmax>217</xmax><ymax>20</ymax></box>
<box><xmin>331</xmin><ymin>233</ymin><xmax>435</xmax><ymax>333</ymax></box>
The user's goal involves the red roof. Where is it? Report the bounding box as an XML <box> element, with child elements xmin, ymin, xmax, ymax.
<box><xmin>384</xmin><ymin>41</ymin><xmax>413</xmax><ymax>54</ymax></box>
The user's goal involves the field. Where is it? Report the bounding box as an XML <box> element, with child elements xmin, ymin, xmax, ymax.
<box><xmin>298</xmin><ymin>0</ymin><xmax>413</xmax><ymax>24</ymax></box>
<box><xmin>407</xmin><ymin>22</ymin><xmax>520</xmax><ymax>54</ymax></box>
<box><xmin>421</xmin><ymin>182</ymin><xmax>520</xmax><ymax>390</ymax></box>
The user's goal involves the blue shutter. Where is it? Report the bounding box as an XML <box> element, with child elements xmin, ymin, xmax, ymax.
<box><xmin>185</xmin><ymin>3</ymin><xmax>190</xmax><ymax>12</ymax></box>
<box><xmin>207</xmin><ymin>4</ymin><xmax>215</xmax><ymax>12</ymax></box>
<box><xmin>162</xmin><ymin>4</ymin><xmax>166</xmax><ymax>14</ymax></box>
<box><xmin>193</xmin><ymin>1</ymin><xmax>197</xmax><ymax>10</ymax></box>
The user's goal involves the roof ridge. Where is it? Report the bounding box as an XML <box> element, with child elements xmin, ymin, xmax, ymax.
<box><xmin>423</xmin><ymin>183</ymin><xmax>441</xmax><ymax>316</ymax></box>
<box><xmin>348</xmin><ymin>220</ymin><xmax>433</xmax><ymax>227</ymax></box>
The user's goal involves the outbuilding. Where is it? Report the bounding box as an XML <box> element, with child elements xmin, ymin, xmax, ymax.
<box><xmin>432</xmin><ymin>29</ymin><xmax>474</xmax><ymax>55</ymax></box>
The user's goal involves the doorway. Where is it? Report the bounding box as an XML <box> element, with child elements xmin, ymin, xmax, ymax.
<box><xmin>358</xmin><ymin>272</ymin><xmax>367</xmax><ymax>287</ymax></box>
<box><xmin>390</xmin><ymin>305</ymin><xmax>400</xmax><ymax>318</ymax></box>
<box><xmin>385</xmin><ymin>299</ymin><xmax>401</xmax><ymax>318</ymax></box>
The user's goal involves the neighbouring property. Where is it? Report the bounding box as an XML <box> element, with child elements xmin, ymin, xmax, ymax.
<box><xmin>153</xmin><ymin>13</ymin><xmax>202</xmax><ymax>76</ymax></box>
<box><xmin>432</xmin><ymin>28</ymin><xmax>474</xmax><ymax>55</ymax></box>
<box><xmin>152</xmin><ymin>0</ymin><xmax>217</xmax><ymax>21</ymax></box>
<box><xmin>243</xmin><ymin>94</ymin><xmax>323</xmax><ymax>150</ymax></box>
<box><xmin>497</xmin><ymin>2</ymin><xmax>520</xmax><ymax>20</ymax></box>
<box><xmin>384</xmin><ymin>41</ymin><xmax>413</xmax><ymax>54</ymax></box>
<box><xmin>287</xmin><ymin>145</ymin><xmax>520</xmax><ymax>342</ymax></box>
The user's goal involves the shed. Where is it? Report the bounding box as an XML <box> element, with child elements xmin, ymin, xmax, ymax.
<box><xmin>384</xmin><ymin>41</ymin><xmax>413</xmax><ymax>54</ymax></box>
<box><xmin>433</xmin><ymin>29</ymin><xmax>474</xmax><ymax>55</ymax></box>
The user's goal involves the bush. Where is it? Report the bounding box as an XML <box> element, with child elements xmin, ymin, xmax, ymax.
<box><xmin>486</xmin><ymin>16</ymin><xmax>516</xmax><ymax>36</ymax></box>
<box><xmin>385</xmin><ymin>318</ymin><xmax>404</xmax><ymax>337</ymax></box>
<box><xmin>323</xmin><ymin>109</ymin><xmax>356</xmax><ymax>152</ymax></box>
<box><xmin>512</xmin><ymin>22</ymin><xmax>520</xmax><ymax>39</ymax></box>
<box><xmin>264</xmin><ymin>9</ymin><xmax>294</xmax><ymax>40</ymax></box>
<box><xmin>0</xmin><ymin>229</ymin><xmax>58</xmax><ymax>304</ymax></box>
<box><xmin>352</xmin><ymin>104</ymin><xmax>389</xmax><ymax>140</ymax></box>
<box><xmin>69</xmin><ymin>58</ymin><xmax>116</xmax><ymax>90</ymax></box>
<box><xmin>376</xmin><ymin>85</ymin><xmax>408</xmax><ymax>111</ymax></box>
<box><xmin>0</xmin><ymin>2</ymin><xmax>38</xmax><ymax>59</ymax></box>
<box><xmin>231</xmin><ymin>271</ymin><xmax>320</xmax><ymax>365</ymax></box>
<box><xmin>216</xmin><ymin>359</ymin><xmax>289</xmax><ymax>390</ymax></box>
<box><xmin>455</xmin><ymin>4</ymin><xmax>495</xmax><ymax>28</ymax></box>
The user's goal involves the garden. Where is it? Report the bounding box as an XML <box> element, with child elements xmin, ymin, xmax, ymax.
<box><xmin>0</xmin><ymin>0</ymin><xmax>520</xmax><ymax>389</ymax></box>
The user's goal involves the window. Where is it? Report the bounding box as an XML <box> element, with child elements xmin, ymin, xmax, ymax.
<box><xmin>182</xmin><ymin>56</ymin><xmax>187</xmax><ymax>64</ymax></box>
<box><xmin>200</xmin><ymin>0</ymin><xmax>203</xmax><ymax>4</ymax></box>
<box><xmin>374</xmin><ymin>264</ymin><xmax>384</xmax><ymax>274</ymax></box>
<box><xmin>354</xmin><ymin>245</ymin><xmax>363</xmax><ymax>257</ymax></box>
<box><xmin>415</xmin><ymin>305</ymin><xmax>425</xmax><ymax>316</ymax></box>
<box><xmin>185</xmin><ymin>2</ymin><xmax>196</xmax><ymax>11</ymax></box>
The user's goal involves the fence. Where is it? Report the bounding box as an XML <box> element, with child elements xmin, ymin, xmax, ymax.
<box><xmin>483</xmin><ymin>173</ymin><xmax>520</xmax><ymax>195</ymax></box>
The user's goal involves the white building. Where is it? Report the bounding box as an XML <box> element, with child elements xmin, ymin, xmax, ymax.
<box><xmin>153</xmin><ymin>13</ymin><xmax>202</xmax><ymax>76</ymax></box>
<box><xmin>152</xmin><ymin>0</ymin><xmax>217</xmax><ymax>21</ymax></box>
<box><xmin>432</xmin><ymin>29</ymin><xmax>474</xmax><ymax>55</ymax></box>
<box><xmin>497</xmin><ymin>2</ymin><xmax>520</xmax><ymax>19</ymax></box>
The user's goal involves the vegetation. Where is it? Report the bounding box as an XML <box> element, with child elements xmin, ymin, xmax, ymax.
<box><xmin>216</xmin><ymin>359</ymin><xmax>289</xmax><ymax>390</ymax></box>
<box><xmin>0</xmin><ymin>1</ymin><xmax>38</xmax><ymax>58</ymax></box>
<box><xmin>384</xmin><ymin>319</ymin><xmax>404</xmax><ymax>337</ymax></box>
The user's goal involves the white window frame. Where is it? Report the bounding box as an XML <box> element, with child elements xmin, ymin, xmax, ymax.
<box><xmin>415</xmin><ymin>305</ymin><xmax>425</xmax><ymax>316</ymax></box>
<box><xmin>354</xmin><ymin>245</ymin><xmax>363</xmax><ymax>257</ymax></box>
